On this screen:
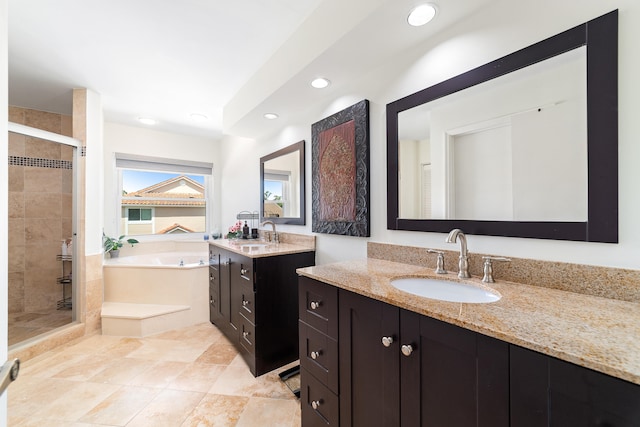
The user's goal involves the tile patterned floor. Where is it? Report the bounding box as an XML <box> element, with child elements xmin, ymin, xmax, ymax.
<box><xmin>8</xmin><ymin>323</ymin><xmax>301</xmax><ymax>426</ymax></box>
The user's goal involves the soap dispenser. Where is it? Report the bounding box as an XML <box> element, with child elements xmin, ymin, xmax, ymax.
<box><xmin>242</xmin><ymin>221</ymin><xmax>250</xmax><ymax>239</ymax></box>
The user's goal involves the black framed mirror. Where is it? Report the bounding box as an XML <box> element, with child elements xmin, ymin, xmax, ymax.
<box><xmin>260</xmin><ymin>140</ymin><xmax>305</xmax><ymax>225</ymax></box>
<box><xmin>387</xmin><ymin>10</ymin><xmax>618</xmax><ymax>243</ymax></box>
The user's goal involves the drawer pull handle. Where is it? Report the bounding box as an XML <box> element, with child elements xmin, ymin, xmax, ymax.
<box><xmin>310</xmin><ymin>301</ymin><xmax>321</xmax><ymax>310</ymax></box>
<box><xmin>311</xmin><ymin>400</ymin><xmax>322</xmax><ymax>410</ymax></box>
<box><xmin>241</xmin><ymin>268</ymin><xmax>248</xmax><ymax>275</ymax></box>
<box><xmin>310</xmin><ymin>350</ymin><xmax>322</xmax><ymax>360</ymax></box>
<box><xmin>401</xmin><ymin>344</ymin><xmax>414</xmax><ymax>357</ymax></box>
<box><xmin>381</xmin><ymin>336</ymin><xmax>394</xmax><ymax>347</ymax></box>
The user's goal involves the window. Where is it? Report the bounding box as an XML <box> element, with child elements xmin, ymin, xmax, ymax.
<box><xmin>127</xmin><ymin>208</ymin><xmax>153</xmax><ymax>222</ymax></box>
<box><xmin>263</xmin><ymin>170</ymin><xmax>290</xmax><ymax>218</ymax></box>
<box><xmin>116</xmin><ymin>154</ymin><xmax>213</xmax><ymax>236</ymax></box>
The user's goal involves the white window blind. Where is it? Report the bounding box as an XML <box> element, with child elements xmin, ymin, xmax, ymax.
<box><xmin>115</xmin><ymin>153</ymin><xmax>213</xmax><ymax>175</ymax></box>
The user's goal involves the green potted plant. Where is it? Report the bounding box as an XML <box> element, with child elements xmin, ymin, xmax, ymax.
<box><xmin>103</xmin><ymin>233</ymin><xmax>139</xmax><ymax>258</ymax></box>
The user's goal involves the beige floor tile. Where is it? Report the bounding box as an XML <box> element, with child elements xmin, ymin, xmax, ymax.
<box><xmin>78</xmin><ymin>386</ymin><xmax>160</xmax><ymax>425</ymax></box>
<box><xmin>88</xmin><ymin>357</ymin><xmax>154</xmax><ymax>385</ymax></box>
<box><xmin>30</xmin><ymin>381</ymin><xmax>121</xmax><ymax>421</ymax></box>
<box><xmin>8</xmin><ymin>376</ymin><xmax>78</xmax><ymax>419</ymax></box>
<box><xmin>17</xmin><ymin>350</ymin><xmax>86</xmax><ymax>379</ymax></box>
<box><xmin>58</xmin><ymin>334</ymin><xmax>124</xmax><ymax>355</ymax></box>
<box><xmin>9</xmin><ymin>323</ymin><xmax>302</xmax><ymax>426</ymax></box>
<box><xmin>99</xmin><ymin>337</ymin><xmax>145</xmax><ymax>358</ymax></box>
<box><xmin>128</xmin><ymin>360</ymin><xmax>190</xmax><ymax>388</ymax></box>
<box><xmin>52</xmin><ymin>354</ymin><xmax>117</xmax><ymax>381</ymax></box>
<box><xmin>208</xmin><ymin>363</ymin><xmax>293</xmax><ymax>399</ymax></box>
<box><xmin>168</xmin><ymin>363</ymin><xmax>226</xmax><ymax>393</ymax></box>
<box><xmin>236</xmin><ymin>397</ymin><xmax>301</xmax><ymax>427</ymax></box>
<box><xmin>195</xmin><ymin>342</ymin><xmax>239</xmax><ymax>365</ymax></box>
<box><xmin>126</xmin><ymin>338</ymin><xmax>211</xmax><ymax>363</ymax></box>
<box><xmin>126</xmin><ymin>389</ymin><xmax>205</xmax><ymax>427</ymax></box>
<box><xmin>180</xmin><ymin>394</ymin><xmax>249</xmax><ymax>427</ymax></box>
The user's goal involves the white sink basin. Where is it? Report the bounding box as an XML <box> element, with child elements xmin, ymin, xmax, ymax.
<box><xmin>390</xmin><ymin>277</ymin><xmax>500</xmax><ymax>303</ymax></box>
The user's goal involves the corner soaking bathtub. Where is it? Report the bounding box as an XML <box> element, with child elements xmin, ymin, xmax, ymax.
<box><xmin>102</xmin><ymin>251</ymin><xmax>209</xmax><ymax>336</ymax></box>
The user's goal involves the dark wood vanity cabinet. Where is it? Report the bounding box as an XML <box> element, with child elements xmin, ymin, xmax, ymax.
<box><xmin>299</xmin><ymin>276</ymin><xmax>640</xmax><ymax>427</ymax></box>
<box><xmin>510</xmin><ymin>345</ymin><xmax>640</xmax><ymax>427</ymax></box>
<box><xmin>338</xmin><ymin>288</ymin><xmax>509</xmax><ymax>427</ymax></box>
<box><xmin>210</xmin><ymin>245</ymin><xmax>315</xmax><ymax>376</ymax></box>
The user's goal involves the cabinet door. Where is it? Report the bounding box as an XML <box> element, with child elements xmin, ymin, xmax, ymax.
<box><xmin>339</xmin><ymin>289</ymin><xmax>400</xmax><ymax>427</ymax></box>
<box><xmin>208</xmin><ymin>246</ymin><xmax>222</xmax><ymax>323</ymax></box>
<box><xmin>219</xmin><ymin>251</ymin><xmax>232</xmax><ymax>327</ymax></box>
<box><xmin>511</xmin><ymin>345</ymin><xmax>640</xmax><ymax>427</ymax></box>
<box><xmin>403</xmin><ymin>314</ymin><xmax>509</xmax><ymax>427</ymax></box>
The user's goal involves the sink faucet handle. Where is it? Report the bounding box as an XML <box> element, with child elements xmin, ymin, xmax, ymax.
<box><xmin>427</xmin><ymin>249</ymin><xmax>447</xmax><ymax>274</ymax></box>
<box><xmin>481</xmin><ymin>256</ymin><xmax>511</xmax><ymax>283</ymax></box>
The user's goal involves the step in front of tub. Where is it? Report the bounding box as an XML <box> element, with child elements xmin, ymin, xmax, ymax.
<box><xmin>101</xmin><ymin>302</ymin><xmax>191</xmax><ymax>337</ymax></box>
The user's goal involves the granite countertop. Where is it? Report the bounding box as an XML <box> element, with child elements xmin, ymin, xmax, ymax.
<box><xmin>297</xmin><ymin>258</ymin><xmax>640</xmax><ymax>385</ymax></box>
<box><xmin>210</xmin><ymin>238</ymin><xmax>315</xmax><ymax>259</ymax></box>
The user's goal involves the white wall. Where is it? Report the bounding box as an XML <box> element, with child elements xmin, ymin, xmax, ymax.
<box><xmin>103</xmin><ymin>122</ymin><xmax>221</xmax><ymax>240</ymax></box>
<box><xmin>1</xmin><ymin>0</ymin><xmax>8</xmax><ymax>422</ymax></box>
<box><xmin>84</xmin><ymin>89</ymin><xmax>104</xmax><ymax>254</ymax></box>
<box><xmin>220</xmin><ymin>0</ymin><xmax>640</xmax><ymax>269</ymax></box>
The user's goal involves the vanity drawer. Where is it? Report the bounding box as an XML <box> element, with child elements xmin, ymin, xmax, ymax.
<box><xmin>239</xmin><ymin>317</ymin><xmax>256</xmax><ymax>356</ymax></box>
<box><xmin>300</xmin><ymin>320</ymin><xmax>338</xmax><ymax>393</ymax></box>
<box><xmin>209</xmin><ymin>285</ymin><xmax>219</xmax><ymax>310</ymax></box>
<box><xmin>299</xmin><ymin>276</ymin><xmax>338</xmax><ymax>339</ymax></box>
<box><xmin>238</xmin><ymin>282</ymin><xmax>256</xmax><ymax>325</ymax></box>
<box><xmin>301</xmin><ymin>367</ymin><xmax>339</xmax><ymax>427</ymax></box>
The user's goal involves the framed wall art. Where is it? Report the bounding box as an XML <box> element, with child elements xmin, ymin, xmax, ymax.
<box><xmin>311</xmin><ymin>99</ymin><xmax>370</xmax><ymax>237</ymax></box>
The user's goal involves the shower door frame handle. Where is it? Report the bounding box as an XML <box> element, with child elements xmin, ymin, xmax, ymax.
<box><xmin>0</xmin><ymin>358</ymin><xmax>20</xmax><ymax>396</ymax></box>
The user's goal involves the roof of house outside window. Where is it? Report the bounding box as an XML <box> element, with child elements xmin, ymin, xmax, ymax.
<box><xmin>123</xmin><ymin>175</ymin><xmax>205</xmax><ymax>207</ymax></box>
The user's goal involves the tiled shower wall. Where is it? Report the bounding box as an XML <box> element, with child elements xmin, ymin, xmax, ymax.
<box><xmin>8</xmin><ymin>107</ymin><xmax>73</xmax><ymax>313</ymax></box>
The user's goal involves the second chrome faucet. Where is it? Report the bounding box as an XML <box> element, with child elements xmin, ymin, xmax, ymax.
<box><xmin>446</xmin><ymin>228</ymin><xmax>470</xmax><ymax>279</ymax></box>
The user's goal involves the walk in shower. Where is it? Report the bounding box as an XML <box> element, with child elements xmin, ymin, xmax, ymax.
<box><xmin>7</xmin><ymin>120</ymin><xmax>78</xmax><ymax>347</ymax></box>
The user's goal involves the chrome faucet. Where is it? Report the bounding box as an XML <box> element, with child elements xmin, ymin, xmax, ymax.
<box><xmin>260</xmin><ymin>220</ymin><xmax>278</xmax><ymax>243</ymax></box>
<box><xmin>446</xmin><ymin>229</ymin><xmax>470</xmax><ymax>279</ymax></box>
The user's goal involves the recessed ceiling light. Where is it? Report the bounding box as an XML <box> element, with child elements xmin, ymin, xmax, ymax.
<box><xmin>190</xmin><ymin>113</ymin><xmax>208</xmax><ymax>122</ymax></box>
<box><xmin>311</xmin><ymin>77</ymin><xmax>331</xmax><ymax>89</ymax></box>
<box><xmin>138</xmin><ymin>117</ymin><xmax>156</xmax><ymax>125</ymax></box>
<box><xmin>407</xmin><ymin>3</ymin><xmax>437</xmax><ymax>27</ymax></box>
<box><xmin>264</xmin><ymin>113</ymin><xmax>279</xmax><ymax>120</ymax></box>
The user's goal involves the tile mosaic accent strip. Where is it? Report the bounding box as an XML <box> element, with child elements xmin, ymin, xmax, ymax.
<box><xmin>9</xmin><ymin>155</ymin><xmax>73</xmax><ymax>169</ymax></box>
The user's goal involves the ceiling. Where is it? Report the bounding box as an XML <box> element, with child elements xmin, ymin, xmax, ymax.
<box><xmin>8</xmin><ymin>0</ymin><xmax>496</xmax><ymax>139</ymax></box>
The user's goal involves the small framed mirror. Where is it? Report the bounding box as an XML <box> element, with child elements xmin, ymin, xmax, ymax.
<box><xmin>260</xmin><ymin>140</ymin><xmax>305</xmax><ymax>225</ymax></box>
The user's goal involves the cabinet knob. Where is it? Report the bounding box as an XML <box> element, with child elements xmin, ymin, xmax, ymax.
<box><xmin>242</xmin><ymin>300</ymin><xmax>249</xmax><ymax>307</ymax></box>
<box><xmin>242</xmin><ymin>331</ymin><xmax>250</xmax><ymax>339</ymax></box>
<box><xmin>310</xmin><ymin>350</ymin><xmax>322</xmax><ymax>360</ymax></box>
<box><xmin>401</xmin><ymin>344</ymin><xmax>414</xmax><ymax>357</ymax></box>
<box><xmin>210</xmin><ymin>296</ymin><xmax>214</xmax><ymax>304</ymax></box>
<box><xmin>240</xmin><ymin>268</ymin><xmax>248</xmax><ymax>275</ymax></box>
<box><xmin>381</xmin><ymin>336</ymin><xmax>394</xmax><ymax>347</ymax></box>
<box><xmin>311</xmin><ymin>400</ymin><xmax>322</xmax><ymax>410</ymax></box>
<box><xmin>310</xmin><ymin>301</ymin><xmax>321</xmax><ymax>310</ymax></box>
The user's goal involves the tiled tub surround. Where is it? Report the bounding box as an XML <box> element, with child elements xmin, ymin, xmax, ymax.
<box><xmin>102</xmin><ymin>241</ymin><xmax>210</xmax><ymax>337</ymax></box>
<box><xmin>297</xmin><ymin>242</ymin><xmax>640</xmax><ymax>385</ymax></box>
